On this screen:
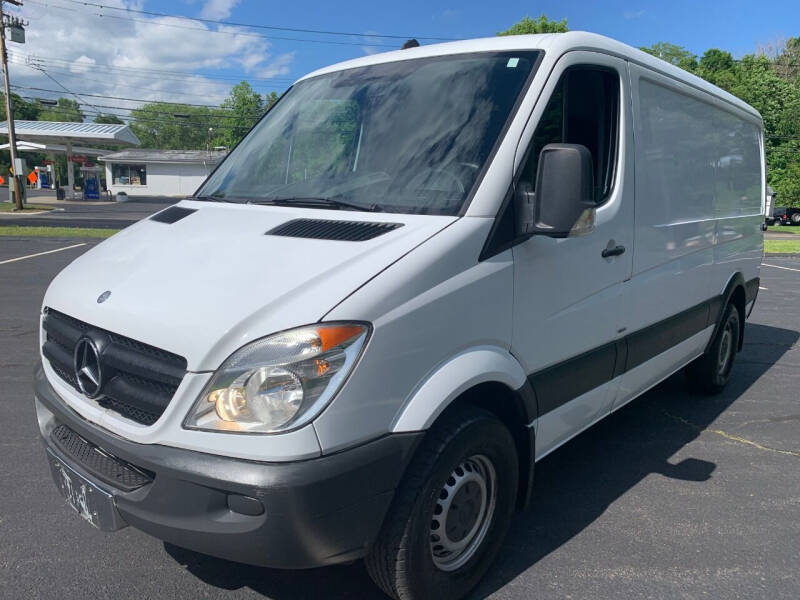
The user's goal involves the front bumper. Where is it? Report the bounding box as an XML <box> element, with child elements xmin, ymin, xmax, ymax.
<box><xmin>34</xmin><ymin>363</ymin><xmax>423</xmax><ymax>569</ymax></box>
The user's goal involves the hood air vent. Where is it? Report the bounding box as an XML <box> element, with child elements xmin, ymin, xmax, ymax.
<box><xmin>266</xmin><ymin>219</ymin><xmax>403</xmax><ymax>242</ymax></box>
<box><xmin>150</xmin><ymin>206</ymin><xmax>197</xmax><ymax>224</ymax></box>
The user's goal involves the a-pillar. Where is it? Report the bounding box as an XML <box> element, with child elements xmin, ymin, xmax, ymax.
<box><xmin>66</xmin><ymin>141</ymin><xmax>75</xmax><ymax>199</ymax></box>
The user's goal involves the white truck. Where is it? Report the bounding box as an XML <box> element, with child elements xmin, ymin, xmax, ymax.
<box><xmin>35</xmin><ymin>32</ymin><xmax>764</xmax><ymax>600</ymax></box>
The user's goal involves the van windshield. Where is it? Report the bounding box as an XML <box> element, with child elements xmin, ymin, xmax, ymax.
<box><xmin>196</xmin><ymin>52</ymin><xmax>539</xmax><ymax>215</ymax></box>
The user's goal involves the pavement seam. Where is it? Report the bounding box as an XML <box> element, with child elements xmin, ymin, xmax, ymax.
<box><xmin>662</xmin><ymin>409</ymin><xmax>800</xmax><ymax>458</ymax></box>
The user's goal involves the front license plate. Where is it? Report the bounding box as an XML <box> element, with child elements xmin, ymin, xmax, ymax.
<box><xmin>46</xmin><ymin>449</ymin><xmax>127</xmax><ymax>531</ymax></box>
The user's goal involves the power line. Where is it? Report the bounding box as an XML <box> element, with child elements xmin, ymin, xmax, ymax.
<box><xmin>24</xmin><ymin>62</ymin><xmax>105</xmax><ymax>115</ymax></box>
<box><xmin>7</xmin><ymin>58</ymin><xmax>285</xmax><ymax>100</ymax></box>
<box><xmin>50</xmin><ymin>0</ymin><xmax>456</xmax><ymax>41</ymax></box>
<box><xmin>24</xmin><ymin>0</ymin><xmax>405</xmax><ymax>48</ymax></box>
<box><xmin>21</xmin><ymin>96</ymin><xmax>268</xmax><ymax>123</ymax></box>
<box><xmin>11</xmin><ymin>83</ymin><xmax>251</xmax><ymax>109</ymax></box>
<box><xmin>8</xmin><ymin>50</ymin><xmax>295</xmax><ymax>83</ymax></box>
<box><xmin>14</xmin><ymin>101</ymin><xmax>261</xmax><ymax>131</ymax></box>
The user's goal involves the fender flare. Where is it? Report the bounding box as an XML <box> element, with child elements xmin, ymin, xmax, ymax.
<box><xmin>706</xmin><ymin>272</ymin><xmax>747</xmax><ymax>353</ymax></box>
<box><xmin>391</xmin><ymin>345</ymin><xmax>530</xmax><ymax>432</ymax></box>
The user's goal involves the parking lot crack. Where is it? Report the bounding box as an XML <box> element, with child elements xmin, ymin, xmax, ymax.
<box><xmin>662</xmin><ymin>409</ymin><xmax>800</xmax><ymax>458</ymax></box>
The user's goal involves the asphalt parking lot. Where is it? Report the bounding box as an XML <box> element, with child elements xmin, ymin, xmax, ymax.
<box><xmin>1</xmin><ymin>237</ymin><xmax>798</xmax><ymax>600</ymax></box>
<box><xmin>0</xmin><ymin>192</ymin><xmax>175</xmax><ymax>229</ymax></box>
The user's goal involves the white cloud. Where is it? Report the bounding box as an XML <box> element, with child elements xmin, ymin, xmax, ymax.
<box><xmin>8</xmin><ymin>0</ymin><xmax>292</xmax><ymax>117</ymax></box>
<box><xmin>623</xmin><ymin>9</ymin><xmax>645</xmax><ymax>20</ymax></box>
<box><xmin>200</xmin><ymin>0</ymin><xmax>240</xmax><ymax>20</ymax></box>
<box><xmin>69</xmin><ymin>56</ymin><xmax>96</xmax><ymax>74</ymax></box>
<box><xmin>361</xmin><ymin>31</ymin><xmax>383</xmax><ymax>56</ymax></box>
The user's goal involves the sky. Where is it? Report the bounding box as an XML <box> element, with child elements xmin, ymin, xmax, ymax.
<box><xmin>6</xmin><ymin>0</ymin><xmax>800</xmax><ymax>120</ymax></box>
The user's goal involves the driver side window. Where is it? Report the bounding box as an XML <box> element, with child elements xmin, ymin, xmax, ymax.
<box><xmin>521</xmin><ymin>66</ymin><xmax>620</xmax><ymax>204</ymax></box>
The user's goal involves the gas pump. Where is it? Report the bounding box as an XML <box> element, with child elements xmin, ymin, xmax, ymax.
<box><xmin>80</xmin><ymin>166</ymin><xmax>102</xmax><ymax>200</ymax></box>
<box><xmin>34</xmin><ymin>165</ymin><xmax>52</xmax><ymax>189</ymax></box>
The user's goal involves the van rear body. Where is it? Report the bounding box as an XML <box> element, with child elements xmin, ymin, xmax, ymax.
<box><xmin>34</xmin><ymin>32</ymin><xmax>764</xmax><ymax>599</ymax></box>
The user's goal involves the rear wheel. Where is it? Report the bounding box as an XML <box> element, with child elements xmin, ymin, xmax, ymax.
<box><xmin>686</xmin><ymin>302</ymin><xmax>741</xmax><ymax>394</ymax></box>
<box><xmin>365</xmin><ymin>406</ymin><xmax>518</xmax><ymax>600</ymax></box>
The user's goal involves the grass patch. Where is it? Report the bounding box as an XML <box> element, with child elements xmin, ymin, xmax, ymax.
<box><xmin>767</xmin><ymin>225</ymin><xmax>800</xmax><ymax>234</ymax></box>
<box><xmin>765</xmin><ymin>239</ymin><xmax>800</xmax><ymax>254</ymax></box>
<box><xmin>0</xmin><ymin>202</ymin><xmax>53</xmax><ymax>212</ymax></box>
<box><xmin>0</xmin><ymin>225</ymin><xmax>119</xmax><ymax>238</ymax></box>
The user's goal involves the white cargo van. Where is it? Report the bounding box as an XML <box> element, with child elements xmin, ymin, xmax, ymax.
<box><xmin>35</xmin><ymin>32</ymin><xmax>764</xmax><ymax>600</ymax></box>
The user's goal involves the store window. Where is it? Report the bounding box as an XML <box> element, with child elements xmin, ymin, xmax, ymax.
<box><xmin>112</xmin><ymin>164</ymin><xmax>147</xmax><ymax>185</ymax></box>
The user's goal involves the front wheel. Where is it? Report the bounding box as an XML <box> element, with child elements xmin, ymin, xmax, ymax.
<box><xmin>791</xmin><ymin>212</ymin><xmax>800</xmax><ymax>225</ymax></box>
<box><xmin>365</xmin><ymin>406</ymin><xmax>518</xmax><ymax>600</ymax></box>
<box><xmin>686</xmin><ymin>303</ymin><xmax>741</xmax><ymax>394</ymax></box>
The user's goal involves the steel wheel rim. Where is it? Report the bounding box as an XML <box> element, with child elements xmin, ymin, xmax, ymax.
<box><xmin>718</xmin><ymin>323</ymin><xmax>733</xmax><ymax>375</ymax></box>
<box><xmin>429</xmin><ymin>454</ymin><xmax>497</xmax><ymax>572</ymax></box>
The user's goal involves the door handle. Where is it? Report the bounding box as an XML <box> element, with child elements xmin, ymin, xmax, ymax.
<box><xmin>601</xmin><ymin>244</ymin><xmax>626</xmax><ymax>258</ymax></box>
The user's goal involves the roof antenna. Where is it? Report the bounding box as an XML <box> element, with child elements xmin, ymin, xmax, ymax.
<box><xmin>401</xmin><ymin>39</ymin><xmax>420</xmax><ymax>49</ymax></box>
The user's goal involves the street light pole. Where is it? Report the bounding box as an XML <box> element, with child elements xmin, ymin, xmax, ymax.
<box><xmin>0</xmin><ymin>0</ymin><xmax>23</xmax><ymax>210</ymax></box>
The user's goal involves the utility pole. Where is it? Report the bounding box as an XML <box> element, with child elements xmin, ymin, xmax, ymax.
<box><xmin>0</xmin><ymin>0</ymin><xmax>24</xmax><ymax>210</ymax></box>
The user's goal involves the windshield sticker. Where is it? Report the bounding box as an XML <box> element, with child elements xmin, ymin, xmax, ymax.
<box><xmin>507</xmin><ymin>58</ymin><xmax>520</xmax><ymax>68</ymax></box>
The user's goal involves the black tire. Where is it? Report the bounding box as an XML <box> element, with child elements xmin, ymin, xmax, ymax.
<box><xmin>365</xmin><ymin>406</ymin><xmax>518</xmax><ymax>600</ymax></box>
<box><xmin>686</xmin><ymin>302</ymin><xmax>741</xmax><ymax>394</ymax></box>
<box><xmin>791</xmin><ymin>212</ymin><xmax>800</xmax><ymax>225</ymax></box>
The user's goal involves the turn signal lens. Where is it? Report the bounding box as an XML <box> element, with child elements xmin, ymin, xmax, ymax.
<box><xmin>318</xmin><ymin>325</ymin><xmax>364</xmax><ymax>352</ymax></box>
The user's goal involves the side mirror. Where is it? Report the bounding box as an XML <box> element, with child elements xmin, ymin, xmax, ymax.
<box><xmin>515</xmin><ymin>143</ymin><xmax>597</xmax><ymax>238</ymax></box>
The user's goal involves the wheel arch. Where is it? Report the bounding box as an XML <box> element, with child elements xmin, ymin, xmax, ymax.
<box><xmin>709</xmin><ymin>272</ymin><xmax>747</xmax><ymax>353</ymax></box>
<box><xmin>391</xmin><ymin>346</ymin><xmax>537</xmax><ymax>508</ymax></box>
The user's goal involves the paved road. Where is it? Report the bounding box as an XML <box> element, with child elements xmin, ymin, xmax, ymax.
<box><xmin>0</xmin><ymin>194</ymin><xmax>176</xmax><ymax>229</ymax></box>
<box><xmin>1</xmin><ymin>239</ymin><xmax>798</xmax><ymax>599</ymax></box>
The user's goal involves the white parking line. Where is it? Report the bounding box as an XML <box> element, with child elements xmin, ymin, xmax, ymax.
<box><xmin>762</xmin><ymin>263</ymin><xmax>800</xmax><ymax>273</ymax></box>
<box><xmin>0</xmin><ymin>243</ymin><xmax>87</xmax><ymax>265</ymax></box>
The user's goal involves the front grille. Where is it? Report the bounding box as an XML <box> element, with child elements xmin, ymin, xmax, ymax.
<box><xmin>42</xmin><ymin>308</ymin><xmax>187</xmax><ymax>426</ymax></box>
<box><xmin>50</xmin><ymin>424</ymin><xmax>153</xmax><ymax>491</ymax></box>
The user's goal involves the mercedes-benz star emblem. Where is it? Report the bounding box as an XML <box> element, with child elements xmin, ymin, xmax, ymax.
<box><xmin>74</xmin><ymin>337</ymin><xmax>103</xmax><ymax>399</ymax></box>
<box><xmin>97</xmin><ymin>290</ymin><xmax>111</xmax><ymax>304</ymax></box>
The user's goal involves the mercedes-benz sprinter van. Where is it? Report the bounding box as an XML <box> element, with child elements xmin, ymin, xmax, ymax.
<box><xmin>34</xmin><ymin>32</ymin><xmax>764</xmax><ymax>600</ymax></box>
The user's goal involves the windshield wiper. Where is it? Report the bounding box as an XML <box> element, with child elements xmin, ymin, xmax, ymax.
<box><xmin>193</xmin><ymin>194</ymin><xmax>237</xmax><ymax>203</ymax></box>
<box><xmin>249</xmin><ymin>196</ymin><xmax>383</xmax><ymax>212</ymax></box>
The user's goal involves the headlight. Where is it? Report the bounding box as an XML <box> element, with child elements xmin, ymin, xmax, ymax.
<box><xmin>184</xmin><ymin>323</ymin><xmax>370</xmax><ymax>433</ymax></box>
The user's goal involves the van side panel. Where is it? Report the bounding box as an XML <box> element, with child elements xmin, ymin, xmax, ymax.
<box><xmin>616</xmin><ymin>64</ymin><xmax>763</xmax><ymax>406</ymax></box>
<box><xmin>626</xmin><ymin>65</ymin><xmax>762</xmax><ymax>330</ymax></box>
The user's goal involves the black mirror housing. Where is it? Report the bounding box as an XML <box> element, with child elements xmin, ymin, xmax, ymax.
<box><xmin>516</xmin><ymin>143</ymin><xmax>597</xmax><ymax>238</ymax></box>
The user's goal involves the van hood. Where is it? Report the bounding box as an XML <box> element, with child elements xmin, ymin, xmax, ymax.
<box><xmin>43</xmin><ymin>200</ymin><xmax>455</xmax><ymax>371</ymax></box>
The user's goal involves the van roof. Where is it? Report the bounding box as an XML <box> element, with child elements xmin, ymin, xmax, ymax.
<box><xmin>298</xmin><ymin>31</ymin><xmax>760</xmax><ymax>120</ymax></box>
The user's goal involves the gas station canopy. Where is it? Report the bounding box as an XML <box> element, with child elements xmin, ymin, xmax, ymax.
<box><xmin>0</xmin><ymin>120</ymin><xmax>140</xmax><ymax>199</ymax></box>
<box><xmin>0</xmin><ymin>120</ymin><xmax>140</xmax><ymax>146</ymax></box>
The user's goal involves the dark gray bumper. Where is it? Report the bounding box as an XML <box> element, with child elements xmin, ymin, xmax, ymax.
<box><xmin>34</xmin><ymin>363</ymin><xmax>423</xmax><ymax>569</ymax></box>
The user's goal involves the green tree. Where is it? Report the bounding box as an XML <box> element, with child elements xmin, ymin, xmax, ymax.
<box><xmin>696</xmin><ymin>48</ymin><xmax>737</xmax><ymax>90</ymax></box>
<box><xmin>94</xmin><ymin>113</ymin><xmax>124</xmax><ymax>124</ymax></box>
<box><xmin>640</xmin><ymin>42</ymin><xmax>698</xmax><ymax>71</ymax></box>
<box><xmin>0</xmin><ymin>93</ymin><xmax>41</xmax><ymax>121</ymax></box>
<box><xmin>38</xmin><ymin>98</ymin><xmax>84</xmax><ymax>122</ymax></box>
<box><xmin>265</xmin><ymin>91</ymin><xmax>279</xmax><ymax>110</ymax></box>
<box><xmin>773</xmin><ymin>37</ymin><xmax>800</xmax><ymax>80</ymax></box>
<box><xmin>130</xmin><ymin>102</ymin><xmax>214</xmax><ymax>149</ymax></box>
<box><xmin>773</xmin><ymin>160</ymin><xmax>800</xmax><ymax>207</ymax></box>
<box><xmin>213</xmin><ymin>81</ymin><xmax>266</xmax><ymax>149</ymax></box>
<box><xmin>497</xmin><ymin>14</ymin><xmax>568</xmax><ymax>36</ymax></box>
